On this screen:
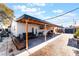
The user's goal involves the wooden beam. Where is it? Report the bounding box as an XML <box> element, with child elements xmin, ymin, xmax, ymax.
<box><xmin>28</xmin><ymin>19</ymin><xmax>45</xmax><ymax>25</ymax></box>
<box><xmin>17</xmin><ymin>18</ymin><xmax>45</xmax><ymax>25</ymax></box>
<box><xmin>26</xmin><ymin>20</ymin><xmax>28</xmax><ymax>49</ymax></box>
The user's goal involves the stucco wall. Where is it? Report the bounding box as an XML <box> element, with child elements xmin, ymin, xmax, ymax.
<box><xmin>11</xmin><ymin>20</ymin><xmax>18</xmax><ymax>36</ymax></box>
<box><xmin>17</xmin><ymin>22</ymin><xmax>26</xmax><ymax>36</ymax></box>
<box><xmin>11</xmin><ymin>21</ymin><xmax>44</xmax><ymax>36</ymax></box>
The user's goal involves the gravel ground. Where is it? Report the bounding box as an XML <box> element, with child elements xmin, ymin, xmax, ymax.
<box><xmin>0</xmin><ymin>37</ymin><xmax>25</xmax><ymax>56</ymax></box>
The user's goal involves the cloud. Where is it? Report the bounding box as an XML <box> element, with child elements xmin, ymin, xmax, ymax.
<box><xmin>14</xmin><ymin>5</ymin><xmax>25</xmax><ymax>10</ymax></box>
<box><xmin>46</xmin><ymin>12</ymin><xmax>79</xmax><ymax>27</ymax></box>
<box><xmin>32</xmin><ymin>3</ymin><xmax>46</xmax><ymax>6</ymax></box>
<box><xmin>52</xmin><ymin>9</ymin><xmax>64</xmax><ymax>14</ymax></box>
<box><xmin>27</xmin><ymin>3</ymin><xmax>46</xmax><ymax>7</ymax></box>
<box><xmin>22</xmin><ymin>8</ymin><xmax>38</xmax><ymax>12</ymax></box>
<box><xmin>56</xmin><ymin>13</ymin><xmax>78</xmax><ymax>22</ymax></box>
<box><xmin>52</xmin><ymin>9</ymin><xmax>78</xmax><ymax>20</ymax></box>
<box><xmin>34</xmin><ymin>11</ymin><xmax>45</xmax><ymax>15</ymax></box>
<box><xmin>13</xmin><ymin>5</ymin><xmax>38</xmax><ymax>12</ymax></box>
<box><xmin>13</xmin><ymin>5</ymin><xmax>46</xmax><ymax>19</ymax></box>
<box><xmin>13</xmin><ymin>5</ymin><xmax>79</xmax><ymax>27</ymax></box>
<box><xmin>52</xmin><ymin>9</ymin><xmax>79</xmax><ymax>22</ymax></box>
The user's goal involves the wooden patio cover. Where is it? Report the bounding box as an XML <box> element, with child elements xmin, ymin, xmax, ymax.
<box><xmin>16</xmin><ymin>14</ymin><xmax>60</xmax><ymax>49</ymax></box>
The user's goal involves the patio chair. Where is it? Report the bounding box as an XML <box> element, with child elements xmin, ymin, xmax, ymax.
<box><xmin>23</xmin><ymin>33</ymin><xmax>26</xmax><ymax>40</ymax></box>
<box><xmin>38</xmin><ymin>32</ymin><xmax>43</xmax><ymax>37</ymax></box>
<box><xmin>28</xmin><ymin>33</ymin><xmax>36</xmax><ymax>39</ymax></box>
<box><xmin>47</xmin><ymin>31</ymin><xmax>53</xmax><ymax>37</ymax></box>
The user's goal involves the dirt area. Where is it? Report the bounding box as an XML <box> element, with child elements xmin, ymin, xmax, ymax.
<box><xmin>0</xmin><ymin>37</ymin><xmax>25</xmax><ymax>56</ymax></box>
<box><xmin>30</xmin><ymin>34</ymin><xmax>76</xmax><ymax>56</ymax></box>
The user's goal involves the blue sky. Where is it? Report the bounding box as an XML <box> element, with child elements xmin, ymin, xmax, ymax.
<box><xmin>6</xmin><ymin>3</ymin><xmax>79</xmax><ymax>27</ymax></box>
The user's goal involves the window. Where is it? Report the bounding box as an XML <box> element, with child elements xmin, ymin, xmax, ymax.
<box><xmin>39</xmin><ymin>25</ymin><xmax>44</xmax><ymax>29</ymax></box>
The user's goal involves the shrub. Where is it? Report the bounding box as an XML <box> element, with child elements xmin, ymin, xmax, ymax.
<box><xmin>74</xmin><ymin>29</ymin><xmax>79</xmax><ymax>38</ymax></box>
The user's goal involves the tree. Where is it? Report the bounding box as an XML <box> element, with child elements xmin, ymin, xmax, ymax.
<box><xmin>0</xmin><ymin>3</ymin><xmax>14</xmax><ymax>28</ymax></box>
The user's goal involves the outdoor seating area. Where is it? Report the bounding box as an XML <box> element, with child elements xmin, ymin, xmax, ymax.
<box><xmin>11</xmin><ymin>31</ymin><xmax>58</xmax><ymax>50</ymax></box>
<box><xmin>11</xmin><ymin>32</ymin><xmax>37</xmax><ymax>50</ymax></box>
<box><xmin>29</xmin><ymin>33</ymin><xmax>58</xmax><ymax>49</ymax></box>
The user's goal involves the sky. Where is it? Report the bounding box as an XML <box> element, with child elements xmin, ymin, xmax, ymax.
<box><xmin>5</xmin><ymin>3</ymin><xmax>79</xmax><ymax>27</ymax></box>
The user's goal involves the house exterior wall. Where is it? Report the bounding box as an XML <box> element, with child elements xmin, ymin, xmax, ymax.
<box><xmin>11</xmin><ymin>20</ymin><xmax>60</xmax><ymax>37</ymax></box>
<box><xmin>11</xmin><ymin>20</ymin><xmax>44</xmax><ymax>37</ymax></box>
<box><xmin>18</xmin><ymin>23</ymin><xmax>44</xmax><ymax>36</ymax></box>
<box><xmin>11</xmin><ymin>20</ymin><xmax>18</xmax><ymax>36</ymax></box>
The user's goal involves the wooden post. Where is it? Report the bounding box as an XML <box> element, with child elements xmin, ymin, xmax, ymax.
<box><xmin>45</xmin><ymin>24</ymin><xmax>47</xmax><ymax>41</ymax></box>
<box><xmin>26</xmin><ymin>20</ymin><xmax>28</xmax><ymax>49</ymax></box>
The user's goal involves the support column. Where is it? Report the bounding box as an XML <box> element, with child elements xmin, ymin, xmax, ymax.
<box><xmin>26</xmin><ymin>21</ymin><xmax>28</xmax><ymax>49</ymax></box>
<box><xmin>44</xmin><ymin>24</ymin><xmax>47</xmax><ymax>41</ymax></box>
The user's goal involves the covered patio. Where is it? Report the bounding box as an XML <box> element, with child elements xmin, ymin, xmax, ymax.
<box><xmin>29</xmin><ymin>34</ymin><xmax>59</xmax><ymax>48</ymax></box>
<box><xmin>12</xmin><ymin>14</ymin><xmax>60</xmax><ymax>49</ymax></box>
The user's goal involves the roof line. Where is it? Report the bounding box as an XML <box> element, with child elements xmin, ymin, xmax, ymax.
<box><xmin>17</xmin><ymin>14</ymin><xmax>63</xmax><ymax>28</ymax></box>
